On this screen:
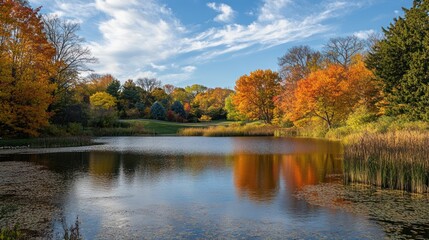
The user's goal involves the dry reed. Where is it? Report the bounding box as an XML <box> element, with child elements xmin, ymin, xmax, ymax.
<box><xmin>179</xmin><ymin>125</ymin><xmax>277</xmax><ymax>137</ymax></box>
<box><xmin>343</xmin><ymin>131</ymin><xmax>429</xmax><ymax>193</ymax></box>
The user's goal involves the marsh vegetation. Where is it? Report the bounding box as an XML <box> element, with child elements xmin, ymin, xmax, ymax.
<box><xmin>343</xmin><ymin>131</ymin><xmax>429</xmax><ymax>193</ymax></box>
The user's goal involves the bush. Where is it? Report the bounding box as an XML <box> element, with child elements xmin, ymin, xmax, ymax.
<box><xmin>89</xmin><ymin>108</ymin><xmax>118</xmax><ymax>128</ymax></box>
<box><xmin>199</xmin><ymin>115</ymin><xmax>212</xmax><ymax>122</ymax></box>
<box><xmin>124</xmin><ymin>108</ymin><xmax>140</xmax><ymax>119</ymax></box>
<box><xmin>67</xmin><ymin>123</ymin><xmax>84</xmax><ymax>136</ymax></box>
<box><xmin>346</xmin><ymin>106</ymin><xmax>377</xmax><ymax>130</ymax></box>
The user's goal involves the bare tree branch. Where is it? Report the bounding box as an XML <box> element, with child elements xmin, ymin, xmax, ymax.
<box><xmin>323</xmin><ymin>36</ymin><xmax>364</xmax><ymax>68</ymax></box>
<box><xmin>43</xmin><ymin>15</ymin><xmax>97</xmax><ymax>94</ymax></box>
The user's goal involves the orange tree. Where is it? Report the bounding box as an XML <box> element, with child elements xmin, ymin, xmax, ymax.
<box><xmin>233</xmin><ymin>69</ymin><xmax>281</xmax><ymax>123</ymax></box>
<box><xmin>0</xmin><ymin>1</ymin><xmax>55</xmax><ymax>137</ymax></box>
<box><xmin>289</xmin><ymin>57</ymin><xmax>379</xmax><ymax>128</ymax></box>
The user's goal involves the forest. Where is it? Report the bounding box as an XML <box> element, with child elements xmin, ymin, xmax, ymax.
<box><xmin>0</xmin><ymin>0</ymin><xmax>428</xmax><ymax>139</ymax></box>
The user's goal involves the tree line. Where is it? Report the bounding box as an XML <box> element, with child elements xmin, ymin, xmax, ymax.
<box><xmin>233</xmin><ymin>0</ymin><xmax>429</xmax><ymax>130</ymax></box>
<box><xmin>1</xmin><ymin>0</ymin><xmax>428</xmax><ymax>138</ymax></box>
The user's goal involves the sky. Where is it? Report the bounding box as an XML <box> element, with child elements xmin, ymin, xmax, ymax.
<box><xmin>28</xmin><ymin>0</ymin><xmax>412</xmax><ymax>88</ymax></box>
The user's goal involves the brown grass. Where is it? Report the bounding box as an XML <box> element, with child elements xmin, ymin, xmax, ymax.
<box><xmin>179</xmin><ymin>124</ymin><xmax>277</xmax><ymax>137</ymax></box>
<box><xmin>343</xmin><ymin>131</ymin><xmax>429</xmax><ymax>193</ymax></box>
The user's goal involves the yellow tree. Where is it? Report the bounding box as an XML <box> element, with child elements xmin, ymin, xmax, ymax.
<box><xmin>0</xmin><ymin>1</ymin><xmax>55</xmax><ymax>137</ymax></box>
<box><xmin>90</xmin><ymin>92</ymin><xmax>116</xmax><ymax>110</ymax></box>
<box><xmin>89</xmin><ymin>92</ymin><xmax>117</xmax><ymax>127</ymax></box>
<box><xmin>233</xmin><ymin>69</ymin><xmax>281</xmax><ymax>123</ymax></box>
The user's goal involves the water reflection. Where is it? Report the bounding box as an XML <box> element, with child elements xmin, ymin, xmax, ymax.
<box><xmin>3</xmin><ymin>137</ymin><xmax>381</xmax><ymax>239</ymax></box>
<box><xmin>232</xmin><ymin>153</ymin><xmax>342</xmax><ymax>202</ymax></box>
<box><xmin>234</xmin><ymin>154</ymin><xmax>280</xmax><ymax>202</ymax></box>
<box><xmin>281</xmin><ymin>153</ymin><xmax>342</xmax><ymax>190</ymax></box>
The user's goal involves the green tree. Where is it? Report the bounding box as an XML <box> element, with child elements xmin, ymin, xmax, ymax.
<box><xmin>120</xmin><ymin>79</ymin><xmax>140</xmax><ymax>109</ymax></box>
<box><xmin>106</xmin><ymin>79</ymin><xmax>121</xmax><ymax>99</ymax></box>
<box><xmin>150</xmin><ymin>101</ymin><xmax>166</xmax><ymax>120</ymax></box>
<box><xmin>366</xmin><ymin>0</ymin><xmax>429</xmax><ymax>120</ymax></box>
<box><xmin>171</xmin><ymin>101</ymin><xmax>186</xmax><ymax>119</ymax></box>
<box><xmin>185</xmin><ymin>84</ymin><xmax>208</xmax><ymax>98</ymax></box>
<box><xmin>225</xmin><ymin>94</ymin><xmax>245</xmax><ymax>121</ymax></box>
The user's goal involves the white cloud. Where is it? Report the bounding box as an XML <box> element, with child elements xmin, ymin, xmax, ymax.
<box><xmin>34</xmin><ymin>0</ymin><xmax>372</xmax><ymax>84</ymax></box>
<box><xmin>258</xmin><ymin>0</ymin><xmax>292</xmax><ymax>22</ymax></box>
<box><xmin>87</xmin><ymin>0</ymin><xmax>184</xmax><ymax>78</ymax></box>
<box><xmin>207</xmin><ymin>2</ymin><xmax>236</xmax><ymax>23</ymax></box>
<box><xmin>182</xmin><ymin>66</ymin><xmax>197</xmax><ymax>73</ymax></box>
<box><xmin>134</xmin><ymin>65</ymin><xmax>197</xmax><ymax>85</ymax></box>
<box><xmin>354</xmin><ymin>29</ymin><xmax>376</xmax><ymax>39</ymax></box>
<box><xmin>31</xmin><ymin>0</ymin><xmax>96</xmax><ymax>22</ymax></box>
<box><xmin>150</xmin><ymin>63</ymin><xmax>168</xmax><ymax>71</ymax></box>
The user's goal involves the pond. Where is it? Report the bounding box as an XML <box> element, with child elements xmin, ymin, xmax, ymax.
<box><xmin>0</xmin><ymin>137</ymin><xmax>428</xmax><ymax>239</ymax></box>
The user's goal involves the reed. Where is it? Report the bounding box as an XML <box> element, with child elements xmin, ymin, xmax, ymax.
<box><xmin>179</xmin><ymin>124</ymin><xmax>277</xmax><ymax>137</ymax></box>
<box><xmin>343</xmin><ymin>131</ymin><xmax>429</xmax><ymax>193</ymax></box>
<box><xmin>0</xmin><ymin>136</ymin><xmax>95</xmax><ymax>149</ymax></box>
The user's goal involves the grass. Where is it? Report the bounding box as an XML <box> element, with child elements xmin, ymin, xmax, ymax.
<box><xmin>0</xmin><ymin>120</ymin><xmax>241</xmax><ymax>148</ymax></box>
<box><xmin>343</xmin><ymin>131</ymin><xmax>429</xmax><ymax>194</ymax></box>
<box><xmin>0</xmin><ymin>136</ymin><xmax>95</xmax><ymax>149</ymax></box>
<box><xmin>179</xmin><ymin>123</ymin><xmax>277</xmax><ymax>137</ymax></box>
<box><xmin>123</xmin><ymin>119</ymin><xmax>235</xmax><ymax>135</ymax></box>
<box><xmin>0</xmin><ymin>224</ymin><xmax>22</xmax><ymax>240</ymax></box>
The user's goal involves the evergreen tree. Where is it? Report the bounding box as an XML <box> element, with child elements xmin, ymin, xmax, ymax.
<box><xmin>366</xmin><ymin>0</ymin><xmax>429</xmax><ymax>120</ymax></box>
<box><xmin>171</xmin><ymin>101</ymin><xmax>186</xmax><ymax>119</ymax></box>
<box><xmin>106</xmin><ymin>79</ymin><xmax>121</xmax><ymax>99</ymax></box>
<box><xmin>150</xmin><ymin>101</ymin><xmax>166</xmax><ymax>120</ymax></box>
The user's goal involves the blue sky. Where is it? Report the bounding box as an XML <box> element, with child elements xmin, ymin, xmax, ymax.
<box><xmin>29</xmin><ymin>0</ymin><xmax>412</xmax><ymax>88</ymax></box>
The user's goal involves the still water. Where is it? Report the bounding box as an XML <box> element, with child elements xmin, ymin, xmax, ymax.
<box><xmin>1</xmin><ymin>137</ymin><xmax>387</xmax><ymax>239</ymax></box>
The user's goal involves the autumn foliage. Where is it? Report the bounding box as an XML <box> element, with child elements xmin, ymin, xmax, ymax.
<box><xmin>0</xmin><ymin>0</ymin><xmax>55</xmax><ymax>137</ymax></box>
<box><xmin>233</xmin><ymin>69</ymin><xmax>281</xmax><ymax>123</ymax></box>
<box><xmin>288</xmin><ymin>57</ymin><xmax>379</xmax><ymax>128</ymax></box>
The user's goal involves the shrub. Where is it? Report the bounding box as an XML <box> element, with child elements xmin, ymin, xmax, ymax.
<box><xmin>346</xmin><ymin>106</ymin><xmax>377</xmax><ymax>130</ymax></box>
<box><xmin>199</xmin><ymin>115</ymin><xmax>212</xmax><ymax>122</ymax></box>
<box><xmin>89</xmin><ymin>108</ymin><xmax>117</xmax><ymax>128</ymax></box>
<box><xmin>41</xmin><ymin>124</ymin><xmax>69</xmax><ymax>137</ymax></box>
<box><xmin>67</xmin><ymin>123</ymin><xmax>84</xmax><ymax>136</ymax></box>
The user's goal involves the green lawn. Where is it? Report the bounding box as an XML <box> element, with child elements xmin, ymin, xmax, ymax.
<box><xmin>122</xmin><ymin>119</ymin><xmax>236</xmax><ymax>135</ymax></box>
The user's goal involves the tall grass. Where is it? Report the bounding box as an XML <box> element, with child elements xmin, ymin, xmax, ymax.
<box><xmin>0</xmin><ymin>136</ymin><xmax>95</xmax><ymax>149</ymax></box>
<box><xmin>179</xmin><ymin>124</ymin><xmax>277</xmax><ymax>137</ymax></box>
<box><xmin>0</xmin><ymin>224</ymin><xmax>22</xmax><ymax>240</ymax></box>
<box><xmin>343</xmin><ymin>131</ymin><xmax>429</xmax><ymax>193</ymax></box>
